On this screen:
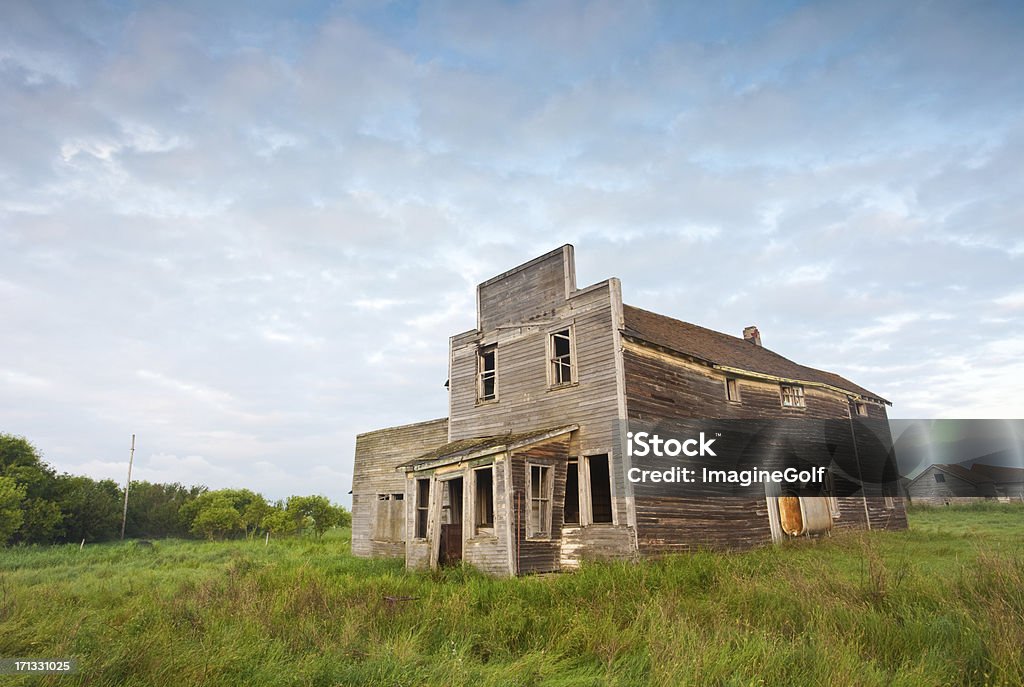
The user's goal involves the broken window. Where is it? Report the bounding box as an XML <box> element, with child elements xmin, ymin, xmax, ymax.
<box><xmin>528</xmin><ymin>464</ymin><xmax>552</xmax><ymax>537</ymax></box>
<box><xmin>781</xmin><ymin>384</ymin><xmax>805</xmax><ymax>408</ymax></box>
<box><xmin>478</xmin><ymin>345</ymin><xmax>496</xmax><ymax>401</ymax></box>
<box><xmin>587</xmin><ymin>454</ymin><xmax>613</xmax><ymax>524</ymax></box>
<box><xmin>374</xmin><ymin>493</ymin><xmax>405</xmax><ymax>542</ymax></box>
<box><xmin>550</xmin><ymin>328</ymin><xmax>573</xmax><ymax>386</ymax></box>
<box><xmin>934</xmin><ymin>473</ymin><xmax>946</xmax><ymax>483</ymax></box>
<box><xmin>415</xmin><ymin>478</ymin><xmax>430</xmax><ymax>539</ymax></box>
<box><xmin>564</xmin><ymin>461</ymin><xmax>580</xmax><ymax>525</ymax></box>
<box><xmin>725</xmin><ymin>378</ymin><xmax>740</xmax><ymax>402</ymax></box>
<box><xmin>474</xmin><ymin>466</ymin><xmax>494</xmax><ymax>533</ymax></box>
<box><xmin>855</xmin><ymin>402</ymin><xmax>868</xmax><ymax>417</ymax></box>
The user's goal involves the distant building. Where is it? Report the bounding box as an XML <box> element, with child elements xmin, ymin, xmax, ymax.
<box><xmin>351</xmin><ymin>245</ymin><xmax>906</xmax><ymax>576</ymax></box>
<box><xmin>906</xmin><ymin>464</ymin><xmax>997</xmax><ymax>505</ymax></box>
<box><xmin>970</xmin><ymin>464</ymin><xmax>1024</xmax><ymax>500</ymax></box>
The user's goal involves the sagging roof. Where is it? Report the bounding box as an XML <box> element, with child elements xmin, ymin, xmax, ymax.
<box><xmin>622</xmin><ymin>304</ymin><xmax>887</xmax><ymax>403</ymax></box>
<box><xmin>396</xmin><ymin>425</ymin><xmax>578</xmax><ymax>472</ymax></box>
<box><xmin>969</xmin><ymin>463</ymin><xmax>1024</xmax><ymax>484</ymax></box>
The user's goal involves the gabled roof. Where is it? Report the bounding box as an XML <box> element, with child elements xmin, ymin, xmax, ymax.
<box><xmin>621</xmin><ymin>304</ymin><xmax>887</xmax><ymax>403</ymax></box>
<box><xmin>969</xmin><ymin>463</ymin><xmax>1024</xmax><ymax>484</ymax></box>
<box><xmin>396</xmin><ymin>425</ymin><xmax>578</xmax><ymax>472</ymax></box>
<box><xmin>914</xmin><ymin>463</ymin><xmax>994</xmax><ymax>486</ymax></box>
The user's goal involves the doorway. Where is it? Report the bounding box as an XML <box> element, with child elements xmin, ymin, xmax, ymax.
<box><xmin>437</xmin><ymin>477</ymin><xmax>464</xmax><ymax>566</ymax></box>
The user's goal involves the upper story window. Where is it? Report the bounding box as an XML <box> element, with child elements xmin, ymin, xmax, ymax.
<box><xmin>725</xmin><ymin>377</ymin><xmax>740</xmax><ymax>403</ymax></box>
<box><xmin>478</xmin><ymin>345</ymin><xmax>497</xmax><ymax>401</ymax></box>
<box><xmin>549</xmin><ymin>328</ymin><xmax>574</xmax><ymax>386</ymax></box>
<box><xmin>855</xmin><ymin>402</ymin><xmax>868</xmax><ymax>417</ymax></box>
<box><xmin>780</xmin><ymin>384</ymin><xmax>805</xmax><ymax>408</ymax></box>
<box><xmin>934</xmin><ymin>472</ymin><xmax>946</xmax><ymax>483</ymax></box>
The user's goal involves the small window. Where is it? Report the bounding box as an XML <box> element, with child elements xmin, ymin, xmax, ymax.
<box><xmin>392</xmin><ymin>493</ymin><xmax>403</xmax><ymax>501</ymax></box>
<box><xmin>855</xmin><ymin>402</ymin><xmax>867</xmax><ymax>417</ymax></box>
<box><xmin>478</xmin><ymin>345</ymin><xmax>496</xmax><ymax>401</ymax></box>
<box><xmin>564</xmin><ymin>461</ymin><xmax>580</xmax><ymax>525</ymax></box>
<box><xmin>474</xmin><ymin>466</ymin><xmax>494</xmax><ymax>533</ymax></box>
<box><xmin>934</xmin><ymin>473</ymin><xmax>946</xmax><ymax>483</ymax></box>
<box><xmin>781</xmin><ymin>384</ymin><xmax>805</xmax><ymax>408</ymax></box>
<box><xmin>549</xmin><ymin>329</ymin><xmax>574</xmax><ymax>386</ymax></box>
<box><xmin>377</xmin><ymin>493</ymin><xmax>390</xmax><ymax>500</ymax></box>
<box><xmin>587</xmin><ymin>454</ymin><xmax>613</xmax><ymax>524</ymax></box>
<box><xmin>414</xmin><ymin>479</ymin><xmax>430</xmax><ymax>539</ymax></box>
<box><xmin>725</xmin><ymin>378</ymin><xmax>740</xmax><ymax>402</ymax></box>
<box><xmin>528</xmin><ymin>465</ymin><xmax>552</xmax><ymax>537</ymax></box>
<box><xmin>883</xmin><ymin>493</ymin><xmax>895</xmax><ymax>510</ymax></box>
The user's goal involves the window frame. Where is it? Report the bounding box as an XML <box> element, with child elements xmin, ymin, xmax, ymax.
<box><xmin>472</xmin><ymin>465</ymin><xmax>495</xmax><ymax>536</ymax></box>
<box><xmin>780</xmin><ymin>384</ymin><xmax>806</xmax><ymax>408</ymax></box>
<box><xmin>414</xmin><ymin>478</ymin><xmax>430</xmax><ymax>540</ymax></box>
<box><xmin>526</xmin><ymin>463</ymin><xmax>553</xmax><ymax>539</ymax></box>
<box><xmin>547</xmin><ymin>325</ymin><xmax>577</xmax><ymax>388</ymax></box>
<box><xmin>934</xmin><ymin>472</ymin><xmax>946</xmax><ymax>483</ymax></box>
<box><xmin>477</xmin><ymin>344</ymin><xmax>497</xmax><ymax>402</ymax></box>
<box><xmin>855</xmin><ymin>402</ymin><xmax>868</xmax><ymax>417</ymax></box>
<box><xmin>583</xmin><ymin>453</ymin><xmax>614</xmax><ymax>525</ymax></box>
<box><xmin>725</xmin><ymin>377</ymin><xmax>741</xmax><ymax>403</ymax></box>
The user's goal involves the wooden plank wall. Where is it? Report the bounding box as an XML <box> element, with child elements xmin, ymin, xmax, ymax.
<box><xmin>449</xmin><ymin>252</ymin><xmax>631</xmax><ymax>530</ymax></box>
<box><xmin>509</xmin><ymin>438</ymin><xmax>570</xmax><ymax>574</ymax></box>
<box><xmin>622</xmin><ymin>341</ymin><xmax>906</xmax><ymax>551</ymax></box>
<box><xmin>351</xmin><ymin>418</ymin><xmax>449</xmax><ymax>558</ymax></box>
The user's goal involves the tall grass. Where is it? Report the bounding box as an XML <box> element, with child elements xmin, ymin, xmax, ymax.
<box><xmin>1</xmin><ymin>506</ymin><xmax>1022</xmax><ymax>686</ymax></box>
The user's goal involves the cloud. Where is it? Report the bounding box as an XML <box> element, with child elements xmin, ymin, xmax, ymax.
<box><xmin>0</xmin><ymin>0</ymin><xmax>1021</xmax><ymax>505</ymax></box>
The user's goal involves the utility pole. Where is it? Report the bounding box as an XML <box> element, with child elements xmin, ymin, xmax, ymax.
<box><xmin>120</xmin><ymin>434</ymin><xmax>135</xmax><ymax>540</ymax></box>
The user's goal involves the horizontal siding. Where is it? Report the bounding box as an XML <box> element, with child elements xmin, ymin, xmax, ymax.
<box><xmin>351</xmin><ymin>419</ymin><xmax>449</xmax><ymax>558</ymax></box>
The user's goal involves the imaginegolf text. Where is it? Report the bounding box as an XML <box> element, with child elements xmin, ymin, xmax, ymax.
<box><xmin>626</xmin><ymin>465</ymin><xmax>827</xmax><ymax>487</ymax></box>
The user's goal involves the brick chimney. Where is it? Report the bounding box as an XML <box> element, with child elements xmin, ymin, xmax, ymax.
<box><xmin>743</xmin><ymin>326</ymin><xmax>761</xmax><ymax>346</ymax></box>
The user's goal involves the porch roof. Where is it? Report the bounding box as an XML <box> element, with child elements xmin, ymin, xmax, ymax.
<box><xmin>396</xmin><ymin>424</ymin><xmax>578</xmax><ymax>473</ymax></box>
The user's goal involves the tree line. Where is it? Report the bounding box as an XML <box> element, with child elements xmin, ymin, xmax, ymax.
<box><xmin>0</xmin><ymin>433</ymin><xmax>350</xmax><ymax>545</ymax></box>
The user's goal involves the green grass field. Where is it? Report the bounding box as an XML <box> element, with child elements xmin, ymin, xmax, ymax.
<box><xmin>1</xmin><ymin>504</ymin><xmax>1022</xmax><ymax>686</ymax></box>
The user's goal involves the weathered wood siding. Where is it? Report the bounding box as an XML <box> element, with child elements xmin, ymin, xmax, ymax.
<box><xmin>402</xmin><ymin>454</ymin><xmax>515</xmax><ymax>575</ymax></box>
<box><xmin>509</xmin><ymin>438</ymin><xmax>570</xmax><ymax>574</ymax></box>
<box><xmin>448</xmin><ymin>245</ymin><xmax>634</xmax><ymax>548</ymax></box>
<box><xmin>906</xmin><ymin>465</ymin><xmax>992</xmax><ymax>505</ymax></box>
<box><xmin>351</xmin><ymin>418</ymin><xmax>449</xmax><ymax>558</ymax></box>
<box><xmin>622</xmin><ymin>340</ymin><xmax>905</xmax><ymax>552</ymax></box>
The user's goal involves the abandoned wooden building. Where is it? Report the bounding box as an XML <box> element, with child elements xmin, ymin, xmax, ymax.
<box><xmin>352</xmin><ymin>245</ymin><xmax>906</xmax><ymax>575</ymax></box>
<box><xmin>906</xmin><ymin>463</ymin><xmax>1024</xmax><ymax>505</ymax></box>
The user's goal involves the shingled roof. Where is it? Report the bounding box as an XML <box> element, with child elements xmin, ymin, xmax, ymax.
<box><xmin>622</xmin><ymin>304</ymin><xmax>887</xmax><ymax>403</ymax></box>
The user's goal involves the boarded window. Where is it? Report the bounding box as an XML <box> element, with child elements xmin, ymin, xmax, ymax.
<box><xmin>474</xmin><ymin>467</ymin><xmax>494</xmax><ymax>532</ymax></box>
<box><xmin>564</xmin><ymin>461</ymin><xmax>580</xmax><ymax>525</ymax></box>
<box><xmin>726</xmin><ymin>378</ymin><xmax>740</xmax><ymax>402</ymax></box>
<box><xmin>374</xmin><ymin>493</ymin><xmax>405</xmax><ymax>542</ymax></box>
<box><xmin>934</xmin><ymin>473</ymin><xmax>946</xmax><ymax>483</ymax></box>
<box><xmin>588</xmin><ymin>454</ymin><xmax>613</xmax><ymax>524</ymax></box>
<box><xmin>781</xmin><ymin>384</ymin><xmax>805</xmax><ymax>408</ymax></box>
<box><xmin>528</xmin><ymin>465</ymin><xmax>552</xmax><ymax>537</ymax></box>
<box><xmin>478</xmin><ymin>345</ymin><xmax>496</xmax><ymax>401</ymax></box>
<box><xmin>415</xmin><ymin>479</ymin><xmax>430</xmax><ymax>539</ymax></box>
<box><xmin>550</xmin><ymin>329</ymin><xmax>573</xmax><ymax>385</ymax></box>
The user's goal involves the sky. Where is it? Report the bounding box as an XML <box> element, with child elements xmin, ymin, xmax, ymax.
<box><xmin>2</xmin><ymin>0</ymin><xmax>1022</xmax><ymax>506</ymax></box>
